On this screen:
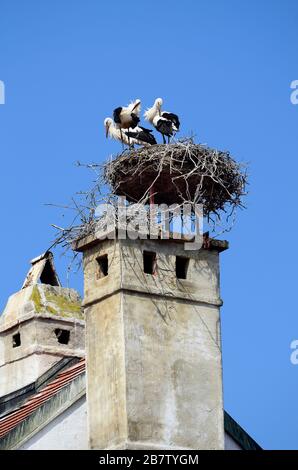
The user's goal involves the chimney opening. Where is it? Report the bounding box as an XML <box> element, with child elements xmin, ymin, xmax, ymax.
<box><xmin>39</xmin><ymin>259</ymin><xmax>59</xmax><ymax>286</ymax></box>
<box><xmin>12</xmin><ymin>332</ymin><xmax>21</xmax><ymax>348</ymax></box>
<box><xmin>96</xmin><ymin>254</ymin><xmax>108</xmax><ymax>278</ymax></box>
<box><xmin>143</xmin><ymin>251</ymin><xmax>157</xmax><ymax>275</ymax></box>
<box><xmin>176</xmin><ymin>256</ymin><xmax>189</xmax><ymax>279</ymax></box>
<box><xmin>55</xmin><ymin>328</ymin><xmax>70</xmax><ymax>345</ymax></box>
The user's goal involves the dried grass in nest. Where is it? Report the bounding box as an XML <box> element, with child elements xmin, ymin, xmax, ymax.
<box><xmin>104</xmin><ymin>139</ymin><xmax>248</xmax><ymax>219</ymax></box>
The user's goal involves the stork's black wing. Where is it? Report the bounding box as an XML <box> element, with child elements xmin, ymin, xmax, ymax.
<box><xmin>125</xmin><ymin>129</ymin><xmax>157</xmax><ymax>145</ymax></box>
<box><xmin>156</xmin><ymin>118</ymin><xmax>174</xmax><ymax>137</ymax></box>
<box><xmin>138</xmin><ymin>126</ymin><xmax>154</xmax><ymax>133</ymax></box>
<box><xmin>162</xmin><ymin>112</ymin><xmax>180</xmax><ymax>130</ymax></box>
<box><xmin>113</xmin><ymin>107</ymin><xmax>122</xmax><ymax>124</ymax></box>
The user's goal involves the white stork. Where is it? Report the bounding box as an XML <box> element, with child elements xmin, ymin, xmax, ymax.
<box><xmin>113</xmin><ymin>99</ymin><xmax>141</xmax><ymax>144</ymax></box>
<box><xmin>104</xmin><ymin>118</ymin><xmax>156</xmax><ymax>147</ymax></box>
<box><xmin>144</xmin><ymin>98</ymin><xmax>180</xmax><ymax>144</ymax></box>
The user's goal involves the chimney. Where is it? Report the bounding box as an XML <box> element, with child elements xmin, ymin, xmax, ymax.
<box><xmin>0</xmin><ymin>252</ymin><xmax>84</xmax><ymax>396</ymax></box>
<box><xmin>74</xmin><ymin>233</ymin><xmax>228</xmax><ymax>450</ymax></box>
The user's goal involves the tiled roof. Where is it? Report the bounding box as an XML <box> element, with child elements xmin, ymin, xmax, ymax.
<box><xmin>0</xmin><ymin>358</ymin><xmax>85</xmax><ymax>439</ymax></box>
<box><xmin>0</xmin><ymin>358</ymin><xmax>261</xmax><ymax>450</ymax></box>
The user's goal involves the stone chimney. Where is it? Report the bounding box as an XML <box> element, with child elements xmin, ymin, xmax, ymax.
<box><xmin>0</xmin><ymin>252</ymin><xmax>84</xmax><ymax>396</ymax></box>
<box><xmin>74</xmin><ymin>233</ymin><xmax>228</xmax><ymax>450</ymax></box>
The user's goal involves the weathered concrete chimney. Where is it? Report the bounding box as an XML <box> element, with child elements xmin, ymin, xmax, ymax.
<box><xmin>74</xmin><ymin>233</ymin><xmax>228</xmax><ymax>450</ymax></box>
<box><xmin>0</xmin><ymin>252</ymin><xmax>84</xmax><ymax>396</ymax></box>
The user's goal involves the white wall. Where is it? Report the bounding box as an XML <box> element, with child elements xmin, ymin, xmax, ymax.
<box><xmin>20</xmin><ymin>396</ymin><xmax>88</xmax><ymax>450</ymax></box>
<box><xmin>224</xmin><ymin>431</ymin><xmax>242</xmax><ymax>450</ymax></box>
<box><xmin>20</xmin><ymin>395</ymin><xmax>241</xmax><ymax>450</ymax></box>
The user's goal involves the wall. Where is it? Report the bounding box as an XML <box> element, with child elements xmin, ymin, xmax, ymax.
<box><xmin>18</xmin><ymin>394</ymin><xmax>242</xmax><ymax>450</ymax></box>
<box><xmin>224</xmin><ymin>432</ymin><xmax>242</xmax><ymax>450</ymax></box>
<box><xmin>0</xmin><ymin>352</ymin><xmax>58</xmax><ymax>397</ymax></box>
<box><xmin>82</xmin><ymin>237</ymin><xmax>224</xmax><ymax>450</ymax></box>
<box><xmin>0</xmin><ymin>316</ymin><xmax>84</xmax><ymax>396</ymax></box>
<box><xmin>123</xmin><ymin>292</ymin><xmax>223</xmax><ymax>450</ymax></box>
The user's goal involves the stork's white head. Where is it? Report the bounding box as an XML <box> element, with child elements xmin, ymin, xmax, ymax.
<box><xmin>104</xmin><ymin>117</ymin><xmax>113</xmax><ymax>138</ymax></box>
<box><xmin>154</xmin><ymin>98</ymin><xmax>163</xmax><ymax>111</ymax></box>
<box><xmin>144</xmin><ymin>98</ymin><xmax>163</xmax><ymax>122</ymax></box>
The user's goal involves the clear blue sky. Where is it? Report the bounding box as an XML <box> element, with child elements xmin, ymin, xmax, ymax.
<box><xmin>0</xmin><ymin>0</ymin><xmax>298</xmax><ymax>450</ymax></box>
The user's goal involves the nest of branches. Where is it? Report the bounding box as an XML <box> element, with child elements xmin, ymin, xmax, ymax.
<box><xmin>104</xmin><ymin>139</ymin><xmax>247</xmax><ymax>219</ymax></box>
<box><xmin>49</xmin><ymin>138</ymin><xmax>247</xmax><ymax>260</ymax></box>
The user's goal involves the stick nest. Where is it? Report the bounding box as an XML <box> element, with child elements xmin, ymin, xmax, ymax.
<box><xmin>49</xmin><ymin>138</ymin><xmax>248</xmax><ymax>259</ymax></box>
<box><xmin>104</xmin><ymin>139</ymin><xmax>247</xmax><ymax>218</ymax></box>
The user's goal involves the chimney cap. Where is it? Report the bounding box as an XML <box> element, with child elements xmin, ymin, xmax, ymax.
<box><xmin>72</xmin><ymin>229</ymin><xmax>229</xmax><ymax>253</ymax></box>
<box><xmin>22</xmin><ymin>251</ymin><xmax>61</xmax><ymax>289</ymax></box>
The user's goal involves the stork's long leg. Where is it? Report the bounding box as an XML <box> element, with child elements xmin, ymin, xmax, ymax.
<box><xmin>162</xmin><ymin>134</ymin><xmax>166</xmax><ymax>144</ymax></box>
<box><xmin>120</xmin><ymin>129</ymin><xmax>125</xmax><ymax>150</ymax></box>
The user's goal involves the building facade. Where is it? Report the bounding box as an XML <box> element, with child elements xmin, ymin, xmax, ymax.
<box><xmin>0</xmin><ymin>243</ymin><xmax>261</xmax><ymax>450</ymax></box>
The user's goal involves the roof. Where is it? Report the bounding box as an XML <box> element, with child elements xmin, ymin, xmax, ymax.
<box><xmin>0</xmin><ymin>358</ymin><xmax>261</xmax><ymax>450</ymax></box>
<box><xmin>0</xmin><ymin>357</ymin><xmax>80</xmax><ymax>418</ymax></box>
<box><xmin>224</xmin><ymin>411</ymin><xmax>262</xmax><ymax>450</ymax></box>
<box><xmin>0</xmin><ymin>358</ymin><xmax>85</xmax><ymax>440</ymax></box>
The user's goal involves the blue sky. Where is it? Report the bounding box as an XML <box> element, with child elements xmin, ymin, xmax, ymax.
<box><xmin>0</xmin><ymin>0</ymin><xmax>298</xmax><ymax>449</ymax></box>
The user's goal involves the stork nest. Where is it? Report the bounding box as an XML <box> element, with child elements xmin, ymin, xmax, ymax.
<box><xmin>49</xmin><ymin>138</ymin><xmax>248</xmax><ymax>262</ymax></box>
<box><xmin>104</xmin><ymin>139</ymin><xmax>247</xmax><ymax>219</ymax></box>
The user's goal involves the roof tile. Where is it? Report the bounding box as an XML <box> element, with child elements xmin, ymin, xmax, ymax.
<box><xmin>0</xmin><ymin>358</ymin><xmax>85</xmax><ymax>439</ymax></box>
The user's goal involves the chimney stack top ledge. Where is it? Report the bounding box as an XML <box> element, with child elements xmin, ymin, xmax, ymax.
<box><xmin>72</xmin><ymin>230</ymin><xmax>229</xmax><ymax>253</ymax></box>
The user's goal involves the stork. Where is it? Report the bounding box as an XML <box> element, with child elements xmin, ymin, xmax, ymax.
<box><xmin>113</xmin><ymin>99</ymin><xmax>141</xmax><ymax>144</ymax></box>
<box><xmin>104</xmin><ymin>118</ymin><xmax>156</xmax><ymax>147</ymax></box>
<box><xmin>144</xmin><ymin>98</ymin><xmax>180</xmax><ymax>144</ymax></box>
<box><xmin>125</xmin><ymin>125</ymin><xmax>157</xmax><ymax>146</ymax></box>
